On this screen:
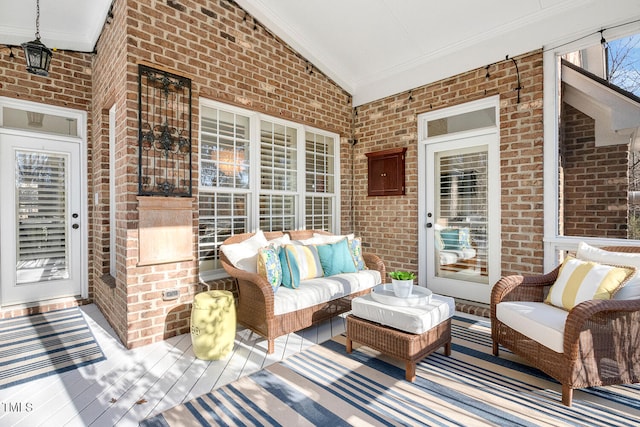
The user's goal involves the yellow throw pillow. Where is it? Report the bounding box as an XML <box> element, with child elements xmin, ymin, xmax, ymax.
<box><xmin>545</xmin><ymin>256</ymin><xmax>635</xmax><ymax>310</ymax></box>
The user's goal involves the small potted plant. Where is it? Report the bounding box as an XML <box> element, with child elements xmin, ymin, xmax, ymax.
<box><xmin>389</xmin><ymin>271</ymin><xmax>416</xmax><ymax>298</ymax></box>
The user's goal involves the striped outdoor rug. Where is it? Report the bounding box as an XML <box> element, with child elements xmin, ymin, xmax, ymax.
<box><xmin>0</xmin><ymin>307</ymin><xmax>105</xmax><ymax>389</ymax></box>
<box><xmin>142</xmin><ymin>316</ymin><xmax>640</xmax><ymax>426</ymax></box>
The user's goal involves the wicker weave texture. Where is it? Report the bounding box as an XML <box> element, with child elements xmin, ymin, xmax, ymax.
<box><xmin>220</xmin><ymin>230</ymin><xmax>386</xmax><ymax>353</ymax></box>
<box><xmin>347</xmin><ymin>315</ymin><xmax>451</xmax><ymax>360</ymax></box>
<box><xmin>491</xmin><ymin>246</ymin><xmax>640</xmax><ymax>406</ymax></box>
<box><xmin>346</xmin><ymin>315</ymin><xmax>451</xmax><ymax>381</ymax></box>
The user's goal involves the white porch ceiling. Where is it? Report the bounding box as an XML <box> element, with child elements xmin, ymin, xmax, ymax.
<box><xmin>1</xmin><ymin>1</ymin><xmax>640</xmax><ymax>106</ymax></box>
<box><xmin>0</xmin><ymin>0</ymin><xmax>113</xmax><ymax>52</ymax></box>
<box><xmin>236</xmin><ymin>0</ymin><xmax>640</xmax><ymax>105</ymax></box>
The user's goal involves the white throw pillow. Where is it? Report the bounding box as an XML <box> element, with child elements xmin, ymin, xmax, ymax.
<box><xmin>220</xmin><ymin>230</ymin><xmax>268</xmax><ymax>273</ymax></box>
<box><xmin>576</xmin><ymin>241</ymin><xmax>640</xmax><ymax>300</ymax></box>
<box><xmin>295</xmin><ymin>233</ymin><xmax>355</xmax><ymax>246</ymax></box>
<box><xmin>268</xmin><ymin>234</ymin><xmax>291</xmax><ymax>247</ymax></box>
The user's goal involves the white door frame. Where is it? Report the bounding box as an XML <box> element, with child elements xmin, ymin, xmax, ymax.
<box><xmin>0</xmin><ymin>97</ymin><xmax>88</xmax><ymax>306</ymax></box>
<box><xmin>417</xmin><ymin>96</ymin><xmax>501</xmax><ymax>303</ymax></box>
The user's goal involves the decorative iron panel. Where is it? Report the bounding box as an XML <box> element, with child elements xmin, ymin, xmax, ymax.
<box><xmin>138</xmin><ymin>65</ymin><xmax>192</xmax><ymax>196</ymax></box>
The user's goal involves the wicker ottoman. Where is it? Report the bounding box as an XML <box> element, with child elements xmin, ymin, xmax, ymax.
<box><xmin>346</xmin><ymin>293</ymin><xmax>453</xmax><ymax>382</ymax></box>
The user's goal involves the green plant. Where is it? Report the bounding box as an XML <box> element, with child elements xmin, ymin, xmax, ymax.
<box><xmin>389</xmin><ymin>271</ymin><xmax>416</xmax><ymax>280</ymax></box>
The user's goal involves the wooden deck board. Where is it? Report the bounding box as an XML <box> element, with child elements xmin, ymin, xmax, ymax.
<box><xmin>0</xmin><ymin>304</ymin><xmax>347</xmax><ymax>426</ymax></box>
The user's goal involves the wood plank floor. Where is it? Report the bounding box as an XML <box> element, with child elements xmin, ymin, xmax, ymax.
<box><xmin>0</xmin><ymin>303</ymin><xmax>349</xmax><ymax>426</ymax></box>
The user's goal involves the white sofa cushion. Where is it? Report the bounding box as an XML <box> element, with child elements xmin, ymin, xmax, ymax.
<box><xmin>496</xmin><ymin>301</ymin><xmax>568</xmax><ymax>353</ymax></box>
<box><xmin>274</xmin><ymin>269</ymin><xmax>381</xmax><ymax>315</ymax></box>
<box><xmin>440</xmin><ymin>248</ymin><xmax>476</xmax><ymax>264</ymax></box>
<box><xmin>576</xmin><ymin>241</ymin><xmax>640</xmax><ymax>300</ymax></box>
<box><xmin>439</xmin><ymin>250</ymin><xmax>459</xmax><ymax>265</ymax></box>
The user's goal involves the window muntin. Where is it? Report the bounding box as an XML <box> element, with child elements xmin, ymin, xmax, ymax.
<box><xmin>260</xmin><ymin>121</ymin><xmax>297</xmax><ymax>192</ymax></box>
<box><xmin>259</xmin><ymin>194</ymin><xmax>296</xmax><ymax>231</ymax></box>
<box><xmin>305</xmin><ymin>196</ymin><xmax>333</xmax><ymax>230</ymax></box>
<box><xmin>200</xmin><ymin>107</ymin><xmax>250</xmax><ymax>189</ymax></box>
<box><xmin>199</xmin><ymin>192</ymin><xmax>248</xmax><ymax>272</ymax></box>
<box><xmin>304</xmin><ymin>131</ymin><xmax>335</xmax><ymax>231</ymax></box>
<box><xmin>198</xmin><ymin>102</ymin><xmax>339</xmax><ymax>277</ymax></box>
<box><xmin>305</xmin><ymin>132</ymin><xmax>335</xmax><ymax>193</ymax></box>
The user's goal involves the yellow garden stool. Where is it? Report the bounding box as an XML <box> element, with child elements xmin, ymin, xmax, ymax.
<box><xmin>190</xmin><ymin>290</ymin><xmax>236</xmax><ymax>360</ymax></box>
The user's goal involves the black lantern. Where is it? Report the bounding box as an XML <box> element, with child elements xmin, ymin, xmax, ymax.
<box><xmin>21</xmin><ymin>0</ymin><xmax>52</xmax><ymax>77</ymax></box>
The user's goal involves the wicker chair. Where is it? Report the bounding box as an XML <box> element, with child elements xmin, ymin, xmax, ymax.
<box><xmin>491</xmin><ymin>246</ymin><xmax>640</xmax><ymax>406</ymax></box>
<box><xmin>220</xmin><ymin>230</ymin><xmax>386</xmax><ymax>354</ymax></box>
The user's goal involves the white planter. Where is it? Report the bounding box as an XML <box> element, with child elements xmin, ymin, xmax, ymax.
<box><xmin>391</xmin><ymin>279</ymin><xmax>413</xmax><ymax>298</ymax></box>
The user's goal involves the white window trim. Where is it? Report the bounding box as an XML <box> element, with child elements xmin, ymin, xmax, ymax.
<box><xmin>109</xmin><ymin>105</ymin><xmax>117</xmax><ymax>278</ymax></box>
<box><xmin>543</xmin><ymin>22</ymin><xmax>640</xmax><ymax>271</ymax></box>
<box><xmin>198</xmin><ymin>99</ymin><xmax>341</xmax><ymax>280</ymax></box>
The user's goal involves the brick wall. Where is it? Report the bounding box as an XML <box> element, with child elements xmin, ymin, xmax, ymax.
<box><xmin>0</xmin><ymin>44</ymin><xmax>94</xmax><ymax>319</ymax></box>
<box><xmin>560</xmin><ymin>103</ymin><xmax>629</xmax><ymax>238</ymax></box>
<box><xmin>353</xmin><ymin>51</ymin><xmax>545</xmax><ymax>278</ymax></box>
<box><xmin>0</xmin><ymin>2</ymin><xmax>551</xmax><ymax>342</ymax></box>
<box><xmin>91</xmin><ymin>0</ymin><xmax>131</xmax><ymax>346</ymax></box>
<box><xmin>92</xmin><ymin>0</ymin><xmax>352</xmax><ymax>348</ymax></box>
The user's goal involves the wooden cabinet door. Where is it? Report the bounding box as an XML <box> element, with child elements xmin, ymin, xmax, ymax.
<box><xmin>366</xmin><ymin>147</ymin><xmax>406</xmax><ymax>196</ymax></box>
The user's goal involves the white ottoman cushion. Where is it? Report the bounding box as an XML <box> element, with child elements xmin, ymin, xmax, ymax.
<box><xmin>352</xmin><ymin>292</ymin><xmax>455</xmax><ymax>334</ymax></box>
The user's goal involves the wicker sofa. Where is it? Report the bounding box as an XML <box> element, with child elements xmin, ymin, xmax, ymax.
<box><xmin>220</xmin><ymin>230</ymin><xmax>386</xmax><ymax>353</ymax></box>
<box><xmin>491</xmin><ymin>245</ymin><xmax>640</xmax><ymax>406</ymax></box>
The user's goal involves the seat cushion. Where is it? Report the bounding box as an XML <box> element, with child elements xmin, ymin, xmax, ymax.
<box><xmin>496</xmin><ymin>301</ymin><xmax>568</xmax><ymax>353</ymax></box>
<box><xmin>439</xmin><ymin>250</ymin><xmax>459</xmax><ymax>265</ymax></box>
<box><xmin>273</xmin><ymin>270</ymin><xmax>381</xmax><ymax>315</ymax></box>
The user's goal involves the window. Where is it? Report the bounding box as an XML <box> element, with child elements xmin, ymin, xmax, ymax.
<box><xmin>198</xmin><ymin>101</ymin><xmax>339</xmax><ymax>278</ymax></box>
<box><xmin>543</xmin><ymin>27</ymin><xmax>640</xmax><ymax>271</ymax></box>
<box><xmin>305</xmin><ymin>132</ymin><xmax>336</xmax><ymax>230</ymax></box>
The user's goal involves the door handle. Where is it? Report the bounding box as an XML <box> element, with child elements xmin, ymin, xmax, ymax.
<box><xmin>426</xmin><ymin>223</ymin><xmax>433</xmax><ymax>228</ymax></box>
<box><xmin>72</xmin><ymin>223</ymin><xmax>79</xmax><ymax>229</ymax></box>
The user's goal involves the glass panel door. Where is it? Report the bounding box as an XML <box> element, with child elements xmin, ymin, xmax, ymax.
<box><xmin>423</xmin><ymin>131</ymin><xmax>500</xmax><ymax>304</ymax></box>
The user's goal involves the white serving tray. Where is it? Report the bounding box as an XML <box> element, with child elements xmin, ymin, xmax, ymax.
<box><xmin>370</xmin><ymin>284</ymin><xmax>432</xmax><ymax>307</ymax></box>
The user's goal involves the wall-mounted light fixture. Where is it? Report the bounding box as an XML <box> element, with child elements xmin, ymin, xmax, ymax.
<box><xmin>21</xmin><ymin>0</ymin><xmax>53</xmax><ymax>76</ymax></box>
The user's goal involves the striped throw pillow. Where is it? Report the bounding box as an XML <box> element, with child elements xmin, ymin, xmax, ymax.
<box><xmin>279</xmin><ymin>244</ymin><xmax>324</xmax><ymax>288</ymax></box>
<box><xmin>545</xmin><ymin>256</ymin><xmax>635</xmax><ymax>310</ymax></box>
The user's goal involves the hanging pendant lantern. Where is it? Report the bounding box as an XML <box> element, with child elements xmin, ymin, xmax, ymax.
<box><xmin>21</xmin><ymin>0</ymin><xmax>52</xmax><ymax>77</ymax></box>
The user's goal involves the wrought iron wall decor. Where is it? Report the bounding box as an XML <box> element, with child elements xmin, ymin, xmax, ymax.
<box><xmin>138</xmin><ymin>65</ymin><xmax>192</xmax><ymax>196</ymax></box>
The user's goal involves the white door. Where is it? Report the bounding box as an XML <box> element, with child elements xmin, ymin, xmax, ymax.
<box><xmin>0</xmin><ymin>133</ymin><xmax>82</xmax><ymax>305</ymax></box>
<box><xmin>424</xmin><ymin>136</ymin><xmax>499</xmax><ymax>302</ymax></box>
<box><xmin>418</xmin><ymin>97</ymin><xmax>500</xmax><ymax>304</ymax></box>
